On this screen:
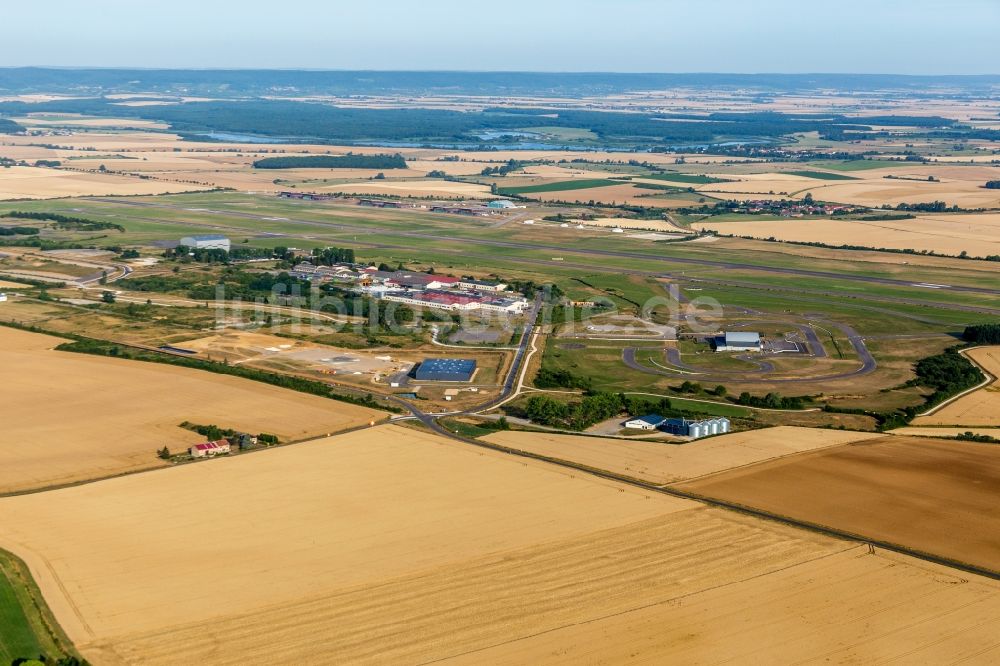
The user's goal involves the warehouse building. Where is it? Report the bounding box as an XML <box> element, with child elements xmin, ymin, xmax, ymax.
<box><xmin>660</xmin><ymin>417</ymin><xmax>730</xmax><ymax>439</ymax></box>
<box><xmin>414</xmin><ymin>358</ymin><xmax>477</xmax><ymax>382</ymax></box>
<box><xmin>715</xmin><ymin>331</ymin><xmax>762</xmax><ymax>352</ymax></box>
<box><xmin>624</xmin><ymin>414</ymin><xmax>666</xmax><ymax>430</ymax></box>
<box><xmin>487</xmin><ymin>200</ymin><xmax>517</xmax><ymax>209</ymax></box>
<box><xmin>458</xmin><ymin>279</ymin><xmax>508</xmax><ymax>292</ymax></box>
<box><xmin>189</xmin><ymin>439</ymin><xmax>232</xmax><ymax>458</ymax></box>
<box><xmin>180</xmin><ymin>234</ymin><xmax>231</xmax><ymax>252</ymax></box>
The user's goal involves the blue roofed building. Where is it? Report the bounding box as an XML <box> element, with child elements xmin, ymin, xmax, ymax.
<box><xmin>414</xmin><ymin>358</ymin><xmax>477</xmax><ymax>382</ymax></box>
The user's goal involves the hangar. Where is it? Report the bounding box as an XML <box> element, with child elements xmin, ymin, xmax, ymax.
<box><xmin>715</xmin><ymin>331</ymin><xmax>762</xmax><ymax>352</ymax></box>
<box><xmin>414</xmin><ymin>358</ymin><xmax>477</xmax><ymax>382</ymax></box>
<box><xmin>180</xmin><ymin>234</ymin><xmax>231</xmax><ymax>251</ymax></box>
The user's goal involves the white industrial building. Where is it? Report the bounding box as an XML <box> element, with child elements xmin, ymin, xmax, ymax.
<box><xmin>180</xmin><ymin>234</ymin><xmax>231</xmax><ymax>251</ymax></box>
<box><xmin>715</xmin><ymin>331</ymin><xmax>762</xmax><ymax>352</ymax></box>
<box><xmin>458</xmin><ymin>279</ymin><xmax>508</xmax><ymax>293</ymax></box>
<box><xmin>0</xmin><ymin>293</ymin><xmax>7</xmax><ymax>303</ymax></box>
<box><xmin>624</xmin><ymin>414</ymin><xmax>666</xmax><ymax>430</ymax></box>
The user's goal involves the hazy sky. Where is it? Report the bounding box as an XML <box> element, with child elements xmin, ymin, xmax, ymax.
<box><xmin>3</xmin><ymin>0</ymin><xmax>999</xmax><ymax>74</ymax></box>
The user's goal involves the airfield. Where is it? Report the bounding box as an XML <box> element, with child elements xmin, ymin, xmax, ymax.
<box><xmin>2</xmin><ymin>78</ymin><xmax>1000</xmax><ymax>664</ymax></box>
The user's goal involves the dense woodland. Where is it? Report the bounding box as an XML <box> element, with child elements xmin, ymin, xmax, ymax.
<box><xmin>0</xmin><ymin>117</ymin><xmax>23</xmax><ymax>133</ymax></box>
<box><xmin>964</xmin><ymin>324</ymin><xmax>1000</xmax><ymax>344</ymax></box>
<box><xmin>252</xmin><ymin>154</ymin><xmax>406</xmax><ymax>169</ymax></box>
<box><xmin>0</xmin><ymin>97</ymin><xmax>966</xmax><ymax>147</ymax></box>
<box><xmin>1</xmin><ymin>211</ymin><xmax>124</xmax><ymax>232</ymax></box>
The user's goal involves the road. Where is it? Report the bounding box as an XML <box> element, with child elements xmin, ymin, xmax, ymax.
<box><xmin>624</xmin><ymin>320</ymin><xmax>876</xmax><ymax>384</ymax></box>
<box><xmin>87</xmin><ymin>197</ymin><xmax>1000</xmax><ymax>298</ymax></box>
<box><xmin>391</xmin><ymin>295</ymin><xmax>543</xmax><ymax>427</ymax></box>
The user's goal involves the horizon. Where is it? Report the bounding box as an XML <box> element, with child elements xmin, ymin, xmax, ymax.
<box><xmin>3</xmin><ymin>0</ymin><xmax>999</xmax><ymax>74</ymax></box>
<box><xmin>3</xmin><ymin>66</ymin><xmax>1000</xmax><ymax>77</ymax></box>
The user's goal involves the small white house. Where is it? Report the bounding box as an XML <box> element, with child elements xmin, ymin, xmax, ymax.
<box><xmin>0</xmin><ymin>293</ymin><xmax>7</xmax><ymax>303</ymax></box>
<box><xmin>624</xmin><ymin>414</ymin><xmax>665</xmax><ymax>430</ymax></box>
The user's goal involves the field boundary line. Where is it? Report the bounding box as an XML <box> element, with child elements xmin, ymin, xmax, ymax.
<box><xmin>410</xmin><ymin>420</ymin><xmax>1000</xmax><ymax>583</ymax></box>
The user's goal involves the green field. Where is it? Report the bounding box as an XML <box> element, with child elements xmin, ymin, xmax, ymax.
<box><xmin>785</xmin><ymin>170</ymin><xmax>859</xmax><ymax>181</ymax></box>
<box><xmin>647</xmin><ymin>395</ymin><xmax>752</xmax><ymax>418</ymax></box>
<box><xmin>642</xmin><ymin>172</ymin><xmax>731</xmax><ymax>184</ymax></box>
<box><xmin>0</xmin><ymin>550</ymin><xmax>72</xmax><ymax>664</ymax></box>
<box><xmin>498</xmin><ymin>179</ymin><xmax>620</xmax><ymax>195</ymax></box>
<box><xmin>808</xmin><ymin>159</ymin><xmax>902</xmax><ymax>172</ymax></box>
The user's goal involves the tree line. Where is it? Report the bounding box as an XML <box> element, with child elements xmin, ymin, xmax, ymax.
<box><xmin>1</xmin><ymin>211</ymin><xmax>124</xmax><ymax>232</ymax></box>
<box><xmin>253</xmin><ymin>154</ymin><xmax>406</xmax><ymax>169</ymax></box>
<box><xmin>963</xmin><ymin>323</ymin><xmax>1000</xmax><ymax>344</ymax></box>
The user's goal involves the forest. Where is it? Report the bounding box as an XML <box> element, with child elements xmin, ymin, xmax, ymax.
<box><xmin>253</xmin><ymin>154</ymin><xmax>406</xmax><ymax>169</ymax></box>
<box><xmin>0</xmin><ymin>98</ymin><xmax>963</xmax><ymax>148</ymax></box>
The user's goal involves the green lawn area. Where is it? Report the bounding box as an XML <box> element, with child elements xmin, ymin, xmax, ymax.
<box><xmin>642</xmin><ymin>172</ymin><xmax>731</xmax><ymax>184</ymax></box>
<box><xmin>655</xmin><ymin>396</ymin><xmax>752</xmax><ymax>418</ymax></box>
<box><xmin>498</xmin><ymin>179</ymin><xmax>620</xmax><ymax>194</ymax></box>
<box><xmin>0</xmin><ymin>550</ymin><xmax>71</xmax><ymax>664</ymax></box>
<box><xmin>784</xmin><ymin>170</ymin><xmax>859</xmax><ymax>181</ymax></box>
<box><xmin>809</xmin><ymin>159</ymin><xmax>902</xmax><ymax>172</ymax></box>
<box><xmin>438</xmin><ymin>418</ymin><xmax>501</xmax><ymax>439</ymax></box>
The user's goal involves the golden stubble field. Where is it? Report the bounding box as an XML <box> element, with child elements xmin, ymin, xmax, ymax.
<box><xmin>912</xmin><ymin>346</ymin><xmax>1000</xmax><ymax>426</ymax></box>
<box><xmin>4</xmin><ymin>425</ymin><xmax>1000</xmax><ymax>664</ymax></box>
<box><xmin>694</xmin><ymin>165</ymin><xmax>1000</xmax><ymax>209</ymax></box>
<box><xmin>679</xmin><ymin>434</ymin><xmax>1000</xmax><ymax>573</ymax></box>
<box><xmin>0</xmin><ymin>327</ymin><xmax>385</xmax><ymax>493</ymax></box>
<box><xmin>0</xmin><ymin>166</ymin><xmax>209</xmax><ymax>200</ymax></box>
<box><xmin>482</xmin><ymin>426</ymin><xmax>877</xmax><ymax>484</ymax></box>
<box><xmin>694</xmin><ymin>212</ymin><xmax>1000</xmax><ymax>257</ymax></box>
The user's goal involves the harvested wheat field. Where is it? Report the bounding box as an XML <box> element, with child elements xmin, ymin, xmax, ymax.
<box><xmin>912</xmin><ymin>347</ymin><xmax>1000</xmax><ymax>426</ymax></box>
<box><xmin>800</xmin><ymin>168</ymin><xmax>1000</xmax><ymax>209</ymax></box>
<box><xmin>679</xmin><ymin>434</ymin><xmax>1000</xmax><ymax>572</ymax></box>
<box><xmin>445</xmin><ymin>546</ymin><xmax>1000</xmax><ymax>665</ymax></box>
<box><xmin>0</xmin><ymin>166</ymin><xmax>209</xmax><ymax>200</ymax></box>
<box><xmin>6</xmin><ymin>426</ymin><xmax>1000</xmax><ymax>664</ymax></box>
<box><xmin>482</xmin><ymin>426</ymin><xmax>876</xmax><ymax>484</ymax></box>
<box><xmin>0</xmin><ymin>326</ymin><xmax>384</xmax><ymax>493</ymax></box>
<box><xmin>0</xmin><ymin>425</ymin><xmax>695</xmax><ymax>663</ymax></box>
<box><xmin>890</xmin><ymin>426</ymin><xmax>1000</xmax><ymax>438</ymax></box>
<box><xmin>694</xmin><ymin>213</ymin><xmax>1000</xmax><ymax>257</ymax></box>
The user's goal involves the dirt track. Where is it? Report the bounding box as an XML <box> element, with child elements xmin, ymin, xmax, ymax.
<box><xmin>482</xmin><ymin>427</ymin><xmax>876</xmax><ymax>484</ymax></box>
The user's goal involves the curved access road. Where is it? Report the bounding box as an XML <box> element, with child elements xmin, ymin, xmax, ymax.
<box><xmin>624</xmin><ymin>320</ymin><xmax>875</xmax><ymax>384</ymax></box>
